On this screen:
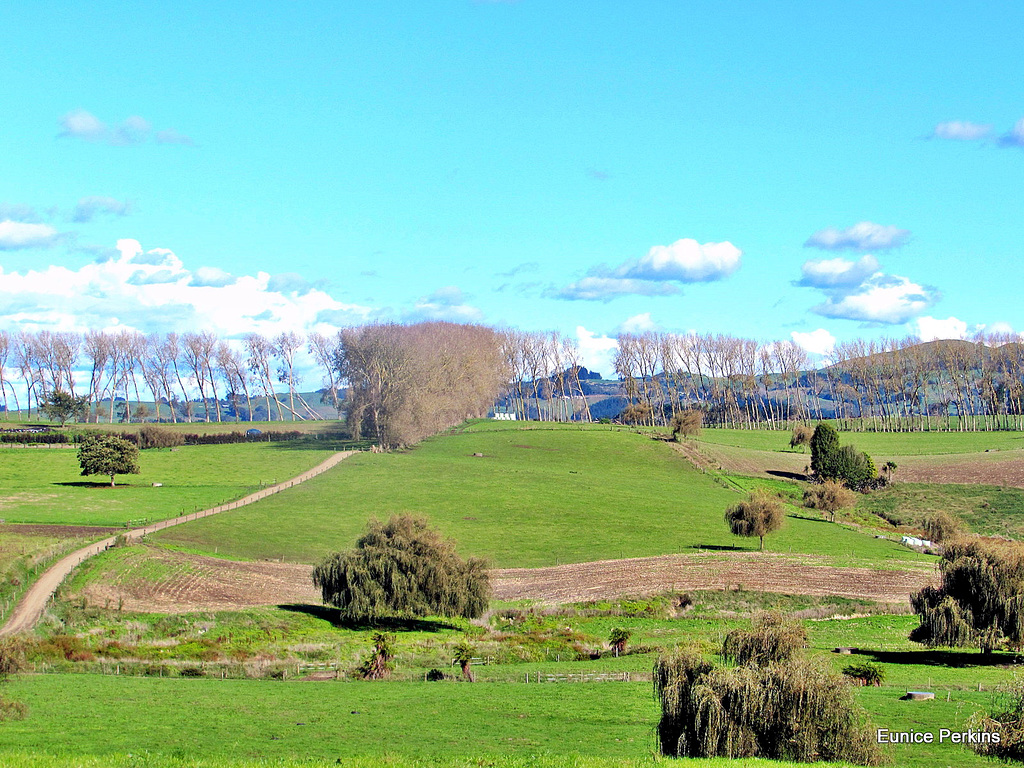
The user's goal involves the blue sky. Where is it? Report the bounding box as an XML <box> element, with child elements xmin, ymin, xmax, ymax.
<box><xmin>2</xmin><ymin>1</ymin><xmax>1023</xmax><ymax>374</ymax></box>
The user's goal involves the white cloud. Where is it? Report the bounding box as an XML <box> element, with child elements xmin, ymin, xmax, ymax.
<box><xmin>616</xmin><ymin>312</ymin><xmax>658</xmax><ymax>334</ymax></box>
<box><xmin>617</xmin><ymin>239</ymin><xmax>741</xmax><ymax>282</ymax></box>
<box><xmin>57</xmin><ymin>110</ymin><xmax>194</xmax><ymax>147</ymax></box>
<box><xmin>797</xmin><ymin>255</ymin><xmax>880</xmax><ymax>288</ymax></box>
<box><xmin>576</xmin><ymin>326</ymin><xmax>618</xmax><ymax>378</ymax></box>
<box><xmin>73</xmin><ymin>196</ymin><xmax>131</xmax><ymax>223</ymax></box>
<box><xmin>403</xmin><ymin>285</ymin><xmax>483</xmax><ymax>322</ymax></box>
<box><xmin>553</xmin><ymin>277</ymin><xmax>679</xmax><ymax>302</ymax></box>
<box><xmin>0</xmin><ymin>238</ymin><xmax>372</xmax><ymax>336</ymax></box>
<box><xmin>553</xmin><ymin>237</ymin><xmax>740</xmax><ymax>300</ymax></box>
<box><xmin>914</xmin><ymin>315</ymin><xmax>968</xmax><ymax>341</ymax></box>
<box><xmin>813</xmin><ymin>274</ymin><xmax>936</xmax><ymax>324</ymax></box>
<box><xmin>790</xmin><ymin>328</ymin><xmax>836</xmax><ymax>357</ymax></box>
<box><xmin>0</xmin><ymin>221</ymin><xmax>59</xmax><ymax>250</ymax></box>
<box><xmin>931</xmin><ymin>121</ymin><xmax>993</xmax><ymax>141</ymax></box>
<box><xmin>804</xmin><ymin>221</ymin><xmax>910</xmax><ymax>251</ymax></box>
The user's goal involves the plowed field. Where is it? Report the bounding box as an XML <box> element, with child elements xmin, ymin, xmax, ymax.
<box><xmin>73</xmin><ymin>545</ymin><xmax>935</xmax><ymax>613</ymax></box>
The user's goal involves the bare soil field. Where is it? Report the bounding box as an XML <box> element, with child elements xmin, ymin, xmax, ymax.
<box><xmin>73</xmin><ymin>546</ymin><xmax>935</xmax><ymax>613</ymax></box>
<box><xmin>3</xmin><ymin>523</ymin><xmax>123</xmax><ymax>538</ymax></box>
<box><xmin>75</xmin><ymin>546</ymin><xmax>318</xmax><ymax>613</ymax></box>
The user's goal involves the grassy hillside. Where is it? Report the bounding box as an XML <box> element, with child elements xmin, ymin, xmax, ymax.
<box><xmin>0</xmin><ymin>443</ymin><xmax>336</xmax><ymax>527</ymax></box>
<box><xmin>150</xmin><ymin>424</ymin><xmax>928</xmax><ymax>568</ymax></box>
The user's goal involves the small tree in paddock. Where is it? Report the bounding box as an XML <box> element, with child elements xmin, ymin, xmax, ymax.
<box><xmin>910</xmin><ymin>537</ymin><xmax>1024</xmax><ymax>654</ymax></box>
<box><xmin>724</xmin><ymin>490</ymin><xmax>785</xmax><ymax>551</ymax></box>
<box><xmin>77</xmin><ymin>433</ymin><xmax>140</xmax><ymax>487</ymax></box>
<box><xmin>312</xmin><ymin>515</ymin><xmax>490</xmax><ymax>623</ymax></box>
<box><xmin>789</xmin><ymin>424</ymin><xmax>813</xmax><ymax>452</ymax></box>
<box><xmin>453</xmin><ymin>641</ymin><xmax>476</xmax><ymax>682</ymax></box>
<box><xmin>722</xmin><ymin>612</ymin><xmax>807</xmax><ymax>667</ymax></box>
<box><xmin>803</xmin><ymin>479</ymin><xmax>858</xmax><ymax>522</ymax></box>
<box><xmin>609</xmin><ymin>627</ymin><xmax>632</xmax><ymax>656</ymax></box>
<box><xmin>40</xmin><ymin>390</ymin><xmax>88</xmax><ymax>427</ymax></box>
<box><xmin>670</xmin><ymin>410</ymin><xmax>703</xmax><ymax>440</ymax></box>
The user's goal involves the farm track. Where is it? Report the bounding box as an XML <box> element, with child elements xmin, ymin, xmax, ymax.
<box><xmin>0</xmin><ymin>451</ymin><xmax>357</xmax><ymax>636</ymax></box>
<box><xmin>71</xmin><ymin>546</ymin><xmax>935</xmax><ymax>614</ymax></box>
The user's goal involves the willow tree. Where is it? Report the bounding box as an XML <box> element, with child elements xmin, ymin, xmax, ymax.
<box><xmin>312</xmin><ymin>515</ymin><xmax>490</xmax><ymax>623</ymax></box>
<box><xmin>724</xmin><ymin>490</ymin><xmax>785</xmax><ymax>551</ymax></box>
<box><xmin>910</xmin><ymin>537</ymin><xmax>1024</xmax><ymax>654</ymax></box>
<box><xmin>654</xmin><ymin>641</ymin><xmax>881</xmax><ymax>763</ymax></box>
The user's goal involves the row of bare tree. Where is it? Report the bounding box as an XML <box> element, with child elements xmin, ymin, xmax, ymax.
<box><xmin>0</xmin><ymin>329</ymin><xmax>340</xmax><ymax>423</ymax></box>
<box><xmin>613</xmin><ymin>331</ymin><xmax>1024</xmax><ymax>431</ymax></box>
<box><xmin>338</xmin><ymin>322</ymin><xmax>507</xmax><ymax>447</ymax></box>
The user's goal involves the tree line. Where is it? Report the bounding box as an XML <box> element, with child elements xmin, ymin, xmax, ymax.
<box><xmin>613</xmin><ymin>330</ymin><xmax>1024</xmax><ymax>431</ymax></box>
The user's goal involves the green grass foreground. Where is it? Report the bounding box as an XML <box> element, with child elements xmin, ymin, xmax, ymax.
<box><xmin>0</xmin><ymin>443</ymin><xmax>336</xmax><ymax>527</ymax></box>
<box><xmin>0</xmin><ymin>753</ymin><xmax>865</xmax><ymax>768</ymax></box>
<box><xmin>0</xmin><ymin>669</ymin><xmax>993</xmax><ymax>768</ymax></box>
<box><xmin>150</xmin><ymin>425</ymin><xmax>927</xmax><ymax>568</ymax></box>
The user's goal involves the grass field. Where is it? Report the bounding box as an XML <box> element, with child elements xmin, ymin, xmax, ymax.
<box><xmin>0</xmin><ymin>443</ymin><xmax>336</xmax><ymax>527</ymax></box>
<box><xmin>0</xmin><ymin>667</ymin><xmax>997</xmax><ymax>768</ymax></box>
<box><xmin>858</xmin><ymin>482</ymin><xmax>1024</xmax><ymax>539</ymax></box>
<box><xmin>697</xmin><ymin>427</ymin><xmax>1024</xmax><ymax>456</ymax></box>
<box><xmin>149</xmin><ymin>425</ymin><xmax>930</xmax><ymax>569</ymax></box>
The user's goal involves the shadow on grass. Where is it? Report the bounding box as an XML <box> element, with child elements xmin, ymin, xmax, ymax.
<box><xmin>695</xmin><ymin>544</ymin><xmax>745</xmax><ymax>551</ymax></box>
<box><xmin>53</xmin><ymin>481</ymin><xmax>127</xmax><ymax>488</ymax></box>
<box><xmin>856</xmin><ymin>648</ymin><xmax>1024</xmax><ymax>668</ymax></box>
<box><xmin>767</xmin><ymin>470</ymin><xmax>809</xmax><ymax>481</ymax></box>
<box><xmin>278</xmin><ymin>603</ymin><xmax>461</xmax><ymax>632</ymax></box>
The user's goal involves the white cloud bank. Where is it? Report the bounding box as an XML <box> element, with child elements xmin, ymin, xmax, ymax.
<box><xmin>575</xmin><ymin>326</ymin><xmax>618</xmax><ymax>377</ymax></box>
<box><xmin>554</xmin><ymin>238</ymin><xmax>741</xmax><ymax>301</ymax></box>
<box><xmin>0</xmin><ymin>239</ymin><xmax>372</xmax><ymax>336</ymax></box>
<box><xmin>931</xmin><ymin>121</ymin><xmax>993</xmax><ymax>141</ymax></box>
<box><xmin>790</xmin><ymin>328</ymin><xmax>836</xmax><ymax>357</ymax></box>
<box><xmin>403</xmin><ymin>286</ymin><xmax>483</xmax><ymax>322</ymax></box>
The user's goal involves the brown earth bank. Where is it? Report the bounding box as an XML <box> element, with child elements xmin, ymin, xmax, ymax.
<box><xmin>72</xmin><ymin>546</ymin><xmax>935</xmax><ymax>614</ymax></box>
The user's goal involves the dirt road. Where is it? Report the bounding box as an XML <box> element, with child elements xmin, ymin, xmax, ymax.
<box><xmin>0</xmin><ymin>450</ymin><xmax>356</xmax><ymax>636</ymax></box>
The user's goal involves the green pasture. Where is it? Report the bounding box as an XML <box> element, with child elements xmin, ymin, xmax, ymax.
<box><xmin>0</xmin><ymin>443</ymin><xmax>335</xmax><ymax>527</ymax></box>
<box><xmin>697</xmin><ymin>426</ymin><xmax>1024</xmax><ymax>456</ymax></box>
<box><xmin>150</xmin><ymin>426</ymin><xmax>930</xmax><ymax>568</ymax></box>
<box><xmin>0</xmin><ymin>666</ymin><xmax>996</xmax><ymax>768</ymax></box>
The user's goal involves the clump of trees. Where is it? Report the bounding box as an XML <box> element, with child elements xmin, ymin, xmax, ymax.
<box><xmin>77</xmin><ymin>433</ymin><xmax>140</xmax><ymax>487</ymax></box>
<box><xmin>336</xmin><ymin>322</ymin><xmax>507</xmax><ymax>449</ymax></box>
<box><xmin>312</xmin><ymin>515</ymin><xmax>490</xmax><ymax>623</ymax></box>
<box><xmin>842</xmin><ymin>662</ymin><xmax>885</xmax><ymax>687</ymax></box>
<box><xmin>654</xmin><ymin>613</ymin><xmax>882</xmax><ymax>764</ymax></box>
<box><xmin>922</xmin><ymin>510</ymin><xmax>963</xmax><ymax>543</ymax></box>
<box><xmin>39</xmin><ymin>390</ymin><xmax>89</xmax><ymax>427</ymax></box>
<box><xmin>910</xmin><ymin>537</ymin><xmax>1024</xmax><ymax>654</ymax></box>
<box><xmin>138</xmin><ymin>425</ymin><xmax>185</xmax><ymax>450</ymax></box>
<box><xmin>0</xmin><ymin>640</ymin><xmax>26</xmax><ymax>722</ymax></box>
<box><xmin>803</xmin><ymin>479</ymin><xmax>858</xmax><ymax>522</ymax></box>
<box><xmin>724</xmin><ymin>490</ymin><xmax>785</xmax><ymax>551</ymax></box>
<box><xmin>809</xmin><ymin>423</ymin><xmax>878</xmax><ymax>490</ymax></box>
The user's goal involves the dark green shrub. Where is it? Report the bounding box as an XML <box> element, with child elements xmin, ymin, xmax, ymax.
<box><xmin>842</xmin><ymin>661</ymin><xmax>885</xmax><ymax>686</ymax></box>
<box><xmin>722</xmin><ymin>612</ymin><xmax>807</xmax><ymax>666</ymax></box>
